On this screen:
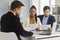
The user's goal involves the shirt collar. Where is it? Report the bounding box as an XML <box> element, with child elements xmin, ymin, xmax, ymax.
<box><xmin>9</xmin><ymin>10</ymin><xmax>16</xmax><ymax>16</ymax></box>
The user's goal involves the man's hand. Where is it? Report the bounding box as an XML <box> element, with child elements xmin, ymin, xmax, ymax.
<box><xmin>48</xmin><ymin>28</ymin><xmax>52</xmax><ymax>32</ymax></box>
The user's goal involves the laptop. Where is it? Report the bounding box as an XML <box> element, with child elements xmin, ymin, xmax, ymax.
<box><xmin>38</xmin><ymin>22</ymin><xmax>57</xmax><ymax>35</ymax></box>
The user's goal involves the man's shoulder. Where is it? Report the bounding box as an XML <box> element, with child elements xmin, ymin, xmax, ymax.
<box><xmin>49</xmin><ymin>15</ymin><xmax>55</xmax><ymax>18</ymax></box>
<box><xmin>1</xmin><ymin>12</ymin><xmax>15</xmax><ymax>20</ymax></box>
<box><xmin>1</xmin><ymin>13</ymin><xmax>8</xmax><ymax>19</ymax></box>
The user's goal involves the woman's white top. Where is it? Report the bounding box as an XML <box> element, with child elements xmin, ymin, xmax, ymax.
<box><xmin>22</xmin><ymin>17</ymin><xmax>42</xmax><ymax>31</ymax></box>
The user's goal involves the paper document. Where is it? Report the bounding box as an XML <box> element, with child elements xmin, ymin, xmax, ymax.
<box><xmin>25</xmin><ymin>24</ymin><xmax>38</xmax><ymax>31</ymax></box>
<box><xmin>41</xmin><ymin>25</ymin><xmax>51</xmax><ymax>30</ymax></box>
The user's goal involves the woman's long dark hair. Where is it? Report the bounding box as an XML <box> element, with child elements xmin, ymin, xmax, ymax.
<box><xmin>30</xmin><ymin>5</ymin><xmax>37</xmax><ymax>23</ymax></box>
<box><xmin>35</xmin><ymin>14</ymin><xmax>37</xmax><ymax>23</ymax></box>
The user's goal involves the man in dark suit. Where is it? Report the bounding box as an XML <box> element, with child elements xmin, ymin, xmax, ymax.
<box><xmin>38</xmin><ymin>6</ymin><xmax>56</xmax><ymax>31</ymax></box>
<box><xmin>1</xmin><ymin>1</ymin><xmax>33</xmax><ymax>40</ymax></box>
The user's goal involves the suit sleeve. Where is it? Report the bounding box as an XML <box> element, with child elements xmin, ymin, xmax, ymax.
<box><xmin>19</xmin><ymin>23</ymin><xmax>33</xmax><ymax>37</ymax></box>
<box><xmin>12</xmin><ymin>17</ymin><xmax>33</xmax><ymax>37</ymax></box>
<box><xmin>51</xmin><ymin>16</ymin><xmax>56</xmax><ymax>27</ymax></box>
<box><xmin>52</xmin><ymin>16</ymin><xmax>56</xmax><ymax>22</ymax></box>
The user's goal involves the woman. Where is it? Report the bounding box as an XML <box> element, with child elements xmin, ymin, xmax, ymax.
<box><xmin>23</xmin><ymin>5</ymin><xmax>42</xmax><ymax>32</ymax></box>
<box><xmin>20</xmin><ymin>5</ymin><xmax>41</xmax><ymax>40</ymax></box>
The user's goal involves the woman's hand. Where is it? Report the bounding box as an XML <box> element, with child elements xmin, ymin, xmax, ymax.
<box><xmin>30</xmin><ymin>30</ymin><xmax>35</xmax><ymax>32</ymax></box>
<box><xmin>36</xmin><ymin>28</ymin><xmax>41</xmax><ymax>32</ymax></box>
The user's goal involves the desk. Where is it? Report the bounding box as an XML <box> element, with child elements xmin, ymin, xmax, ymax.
<box><xmin>32</xmin><ymin>32</ymin><xmax>60</xmax><ymax>40</ymax></box>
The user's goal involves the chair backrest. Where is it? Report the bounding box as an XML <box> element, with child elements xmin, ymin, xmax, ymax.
<box><xmin>0</xmin><ymin>32</ymin><xmax>18</xmax><ymax>40</ymax></box>
<box><xmin>51</xmin><ymin>22</ymin><xmax>57</xmax><ymax>35</ymax></box>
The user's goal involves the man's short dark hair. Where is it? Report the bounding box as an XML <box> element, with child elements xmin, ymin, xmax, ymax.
<box><xmin>10</xmin><ymin>1</ymin><xmax>24</xmax><ymax>10</ymax></box>
<box><xmin>43</xmin><ymin>6</ymin><xmax>50</xmax><ymax>11</ymax></box>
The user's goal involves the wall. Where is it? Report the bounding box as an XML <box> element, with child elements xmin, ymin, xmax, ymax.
<box><xmin>55</xmin><ymin>0</ymin><xmax>60</xmax><ymax>7</ymax></box>
<box><xmin>19</xmin><ymin>0</ymin><xmax>30</xmax><ymax>23</ymax></box>
<box><xmin>0</xmin><ymin>0</ymin><xmax>13</xmax><ymax>18</ymax></box>
<box><xmin>0</xmin><ymin>0</ymin><xmax>30</xmax><ymax>23</ymax></box>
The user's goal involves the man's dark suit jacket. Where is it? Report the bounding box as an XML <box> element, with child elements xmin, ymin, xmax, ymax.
<box><xmin>1</xmin><ymin>12</ymin><xmax>33</xmax><ymax>40</ymax></box>
<box><xmin>38</xmin><ymin>15</ymin><xmax>56</xmax><ymax>27</ymax></box>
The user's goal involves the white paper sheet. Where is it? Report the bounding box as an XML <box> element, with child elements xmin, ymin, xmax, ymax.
<box><xmin>25</xmin><ymin>24</ymin><xmax>38</xmax><ymax>31</ymax></box>
<box><xmin>41</xmin><ymin>25</ymin><xmax>51</xmax><ymax>30</ymax></box>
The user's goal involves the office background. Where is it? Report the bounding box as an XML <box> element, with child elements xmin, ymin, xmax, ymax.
<box><xmin>0</xmin><ymin>0</ymin><xmax>60</xmax><ymax>31</ymax></box>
